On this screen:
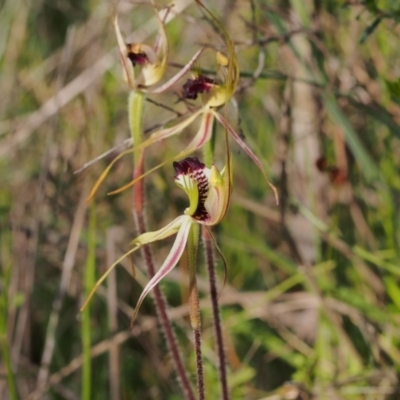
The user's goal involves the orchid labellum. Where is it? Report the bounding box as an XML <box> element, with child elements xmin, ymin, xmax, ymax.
<box><xmin>81</xmin><ymin>157</ymin><xmax>231</xmax><ymax>324</ymax></box>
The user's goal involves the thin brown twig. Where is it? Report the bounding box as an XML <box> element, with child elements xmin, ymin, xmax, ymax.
<box><xmin>35</xmin><ymin>184</ymin><xmax>89</xmax><ymax>389</ymax></box>
<box><xmin>35</xmin><ymin>28</ymin><xmax>81</xmax><ymax>390</ymax></box>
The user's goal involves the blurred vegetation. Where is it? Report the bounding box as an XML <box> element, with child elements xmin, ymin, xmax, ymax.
<box><xmin>1</xmin><ymin>0</ymin><xmax>400</xmax><ymax>399</ymax></box>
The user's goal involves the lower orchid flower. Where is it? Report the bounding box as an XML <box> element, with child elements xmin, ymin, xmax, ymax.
<box><xmin>81</xmin><ymin>157</ymin><xmax>231</xmax><ymax>324</ymax></box>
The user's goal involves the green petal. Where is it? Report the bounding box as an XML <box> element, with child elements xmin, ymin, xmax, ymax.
<box><xmin>131</xmin><ymin>216</ymin><xmax>185</xmax><ymax>245</ymax></box>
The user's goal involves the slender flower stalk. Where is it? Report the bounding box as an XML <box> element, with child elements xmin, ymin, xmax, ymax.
<box><xmin>129</xmin><ymin>92</ymin><xmax>195</xmax><ymax>400</ymax></box>
<box><xmin>203</xmin><ymin>226</ymin><xmax>230</xmax><ymax>400</ymax></box>
<box><xmin>202</xmin><ymin>136</ymin><xmax>230</xmax><ymax>400</ymax></box>
<box><xmin>187</xmin><ymin>223</ymin><xmax>205</xmax><ymax>400</ymax></box>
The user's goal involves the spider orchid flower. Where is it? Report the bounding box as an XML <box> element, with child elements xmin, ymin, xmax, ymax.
<box><xmin>81</xmin><ymin>157</ymin><xmax>231</xmax><ymax>323</ymax></box>
<box><xmin>182</xmin><ymin>50</ymin><xmax>239</xmax><ymax>108</ymax></box>
<box><xmin>114</xmin><ymin>3</ymin><xmax>203</xmax><ymax>92</ymax></box>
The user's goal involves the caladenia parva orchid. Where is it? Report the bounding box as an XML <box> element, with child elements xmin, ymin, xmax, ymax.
<box><xmin>80</xmin><ymin>157</ymin><xmax>231</xmax><ymax>326</ymax></box>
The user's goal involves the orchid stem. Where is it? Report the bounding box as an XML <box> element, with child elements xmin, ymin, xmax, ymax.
<box><xmin>188</xmin><ymin>223</ymin><xmax>205</xmax><ymax>400</ymax></box>
<box><xmin>128</xmin><ymin>91</ymin><xmax>195</xmax><ymax>400</ymax></box>
<box><xmin>194</xmin><ymin>329</ymin><xmax>205</xmax><ymax>400</ymax></box>
<box><xmin>202</xmin><ymin>121</ymin><xmax>216</xmax><ymax>168</ymax></box>
<box><xmin>202</xmin><ymin>226</ymin><xmax>230</xmax><ymax>400</ymax></box>
<box><xmin>202</xmin><ymin>122</ymin><xmax>230</xmax><ymax>399</ymax></box>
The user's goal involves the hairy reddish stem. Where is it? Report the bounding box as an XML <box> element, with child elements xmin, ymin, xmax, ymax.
<box><xmin>202</xmin><ymin>226</ymin><xmax>230</xmax><ymax>400</ymax></box>
<box><xmin>194</xmin><ymin>328</ymin><xmax>205</xmax><ymax>400</ymax></box>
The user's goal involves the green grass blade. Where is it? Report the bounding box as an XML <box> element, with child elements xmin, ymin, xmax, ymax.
<box><xmin>81</xmin><ymin>203</ymin><xmax>96</xmax><ymax>400</ymax></box>
<box><xmin>324</xmin><ymin>95</ymin><xmax>380</xmax><ymax>182</ymax></box>
<box><xmin>0</xmin><ymin>255</ymin><xmax>18</xmax><ymax>400</ymax></box>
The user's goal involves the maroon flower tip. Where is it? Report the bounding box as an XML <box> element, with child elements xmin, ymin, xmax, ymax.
<box><xmin>182</xmin><ymin>75</ymin><xmax>215</xmax><ymax>100</ymax></box>
<box><xmin>316</xmin><ymin>157</ymin><xmax>347</xmax><ymax>185</ymax></box>
<box><xmin>329</xmin><ymin>167</ymin><xmax>347</xmax><ymax>185</ymax></box>
<box><xmin>315</xmin><ymin>156</ymin><xmax>328</xmax><ymax>172</ymax></box>
<box><xmin>127</xmin><ymin>45</ymin><xmax>149</xmax><ymax>67</ymax></box>
<box><xmin>173</xmin><ymin>157</ymin><xmax>205</xmax><ymax>177</ymax></box>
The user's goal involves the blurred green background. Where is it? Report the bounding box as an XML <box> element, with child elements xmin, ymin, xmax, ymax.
<box><xmin>1</xmin><ymin>0</ymin><xmax>400</xmax><ymax>399</ymax></box>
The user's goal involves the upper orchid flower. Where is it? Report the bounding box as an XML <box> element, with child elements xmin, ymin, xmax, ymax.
<box><xmin>81</xmin><ymin>157</ymin><xmax>231</xmax><ymax>324</ymax></box>
<box><xmin>113</xmin><ymin>2</ymin><xmax>167</xmax><ymax>89</ymax></box>
<box><xmin>182</xmin><ymin>50</ymin><xmax>239</xmax><ymax>108</ymax></box>
<box><xmin>114</xmin><ymin>3</ymin><xmax>203</xmax><ymax>92</ymax></box>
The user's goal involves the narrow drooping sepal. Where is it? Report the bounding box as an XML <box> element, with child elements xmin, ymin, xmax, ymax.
<box><xmin>114</xmin><ymin>12</ymin><xmax>136</xmax><ymax>89</ymax></box>
<box><xmin>130</xmin><ymin>216</ymin><xmax>193</xmax><ymax>327</ymax></box>
<box><xmin>213</xmin><ymin>111</ymin><xmax>278</xmax><ymax>204</ymax></box>
<box><xmin>80</xmin><ymin>216</ymin><xmax>186</xmax><ymax>312</ymax></box>
<box><xmin>184</xmin><ymin>111</ymin><xmax>215</xmax><ymax>155</ymax></box>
